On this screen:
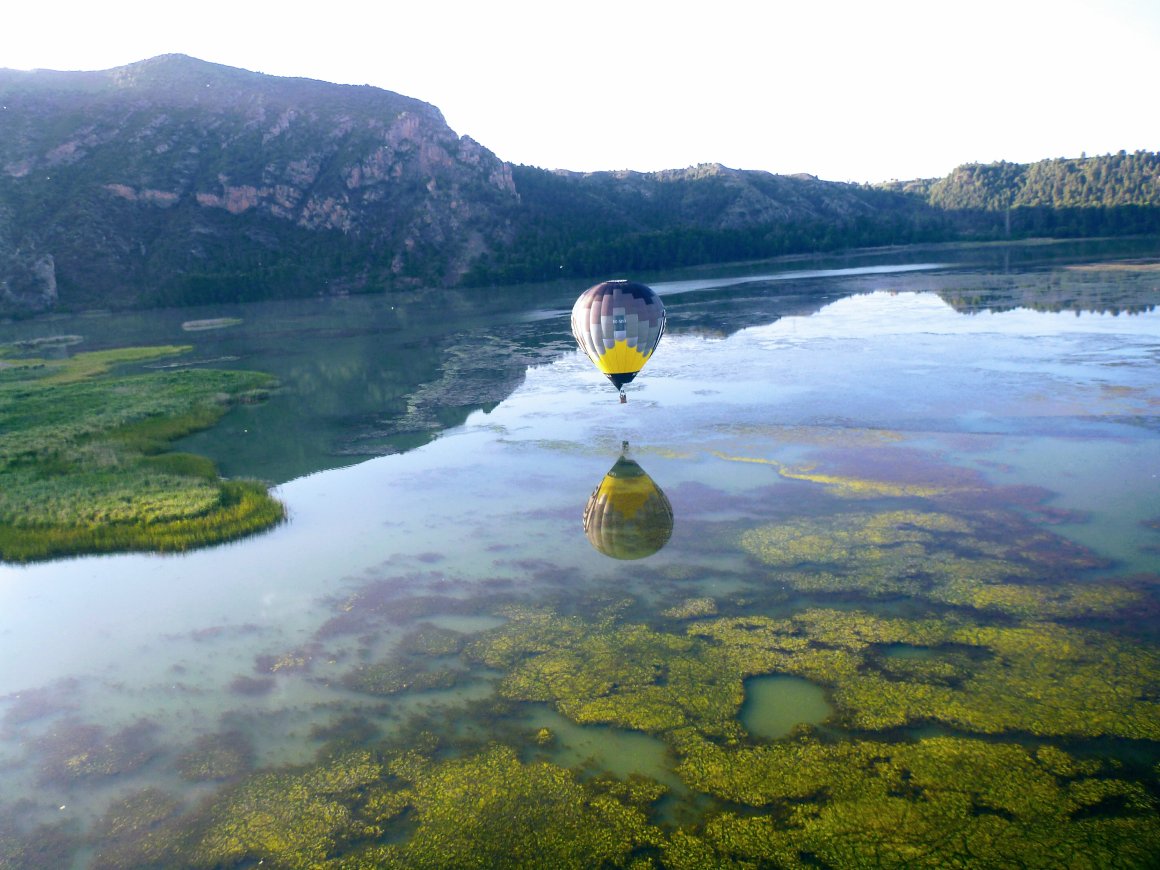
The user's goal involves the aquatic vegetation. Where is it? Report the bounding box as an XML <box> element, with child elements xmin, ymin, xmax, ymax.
<box><xmin>668</xmin><ymin>734</ymin><xmax>1160</xmax><ymax>868</ymax></box>
<box><xmin>172</xmin><ymin>743</ymin><xmax>662</xmax><ymax>869</ymax></box>
<box><xmin>255</xmin><ymin>643</ymin><xmax>324</xmax><ymax>675</ymax></box>
<box><xmin>90</xmin><ymin>788</ymin><xmax>186</xmax><ymax>870</ymax></box>
<box><xmin>32</xmin><ymin>718</ymin><xmax>160</xmax><ymax>784</ymax></box>
<box><xmin>692</xmin><ymin>609</ymin><xmax>1160</xmax><ymax>739</ymax></box>
<box><xmin>469</xmin><ymin>600</ymin><xmax>1160</xmax><ymax>741</ymax></box>
<box><xmin>341</xmin><ymin>660</ymin><xmax>461</xmax><ymax>696</ymax></box>
<box><xmin>395</xmin><ymin>624</ymin><xmax>466</xmax><ymax>657</ymax></box>
<box><xmin>0</xmin><ymin>812</ymin><xmax>81</xmax><ymax>870</ymax></box>
<box><xmin>175</xmin><ymin>730</ymin><xmax>255</xmax><ymax>782</ymax></box>
<box><xmin>310</xmin><ymin>714</ymin><xmax>383</xmax><ymax>751</ymax></box>
<box><xmin>470</xmin><ymin>609</ymin><xmax>748</xmax><ymax>738</ymax></box>
<box><xmin>0</xmin><ymin>343</ymin><xmax>284</xmax><ymax>561</ymax></box>
<box><xmin>738</xmin><ymin>508</ymin><xmax>1139</xmax><ymax>619</ymax></box>
<box><xmin>316</xmin><ymin>573</ymin><xmax>491</xmax><ymax>639</ymax></box>
<box><xmin>662</xmin><ymin>597</ymin><xmax>718</xmax><ymax>619</ymax></box>
<box><xmin>0</xmin><ymin>680</ymin><xmax>79</xmax><ymax>733</ymax></box>
<box><xmin>341</xmin><ymin>622</ymin><xmax>468</xmax><ymax>696</ymax></box>
<box><xmin>388</xmin><ymin>745</ymin><xmax>661</xmax><ymax>869</ymax></box>
<box><xmin>189</xmin><ymin>751</ymin><xmax>383</xmax><ymax>869</ymax></box>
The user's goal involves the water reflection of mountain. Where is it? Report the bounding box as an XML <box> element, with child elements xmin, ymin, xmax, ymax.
<box><xmin>935</xmin><ymin>265</ymin><xmax>1159</xmax><ymax>316</ymax></box>
<box><xmin>662</xmin><ymin>280</ymin><xmax>839</xmax><ymax>338</ymax></box>
<box><xmin>179</xmin><ymin>277</ymin><xmax>870</xmax><ymax>483</ymax></box>
<box><xmin>175</xmin><ymin>287</ymin><xmax>577</xmax><ymax>482</ymax></box>
<box><xmin>7</xmin><ymin>240</ymin><xmax>1153</xmax><ymax>484</ymax></box>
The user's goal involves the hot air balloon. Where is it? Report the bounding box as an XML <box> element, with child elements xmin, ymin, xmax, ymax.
<box><xmin>571</xmin><ymin>280</ymin><xmax>665</xmax><ymax>400</ymax></box>
<box><xmin>583</xmin><ymin>443</ymin><xmax>674</xmax><ymax>560</ymax></box>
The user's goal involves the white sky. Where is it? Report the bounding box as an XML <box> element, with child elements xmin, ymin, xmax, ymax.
<box><xmin>2</xmin><ymin>0</ymin><xmax>1157</xmax><ymax>183</ymax></box>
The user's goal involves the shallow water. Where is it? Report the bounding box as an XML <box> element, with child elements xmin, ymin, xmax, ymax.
<box><xmin>1</xmin><ymin>241</ymin><xmax>1158</xmax><ymax>867</ymax></box>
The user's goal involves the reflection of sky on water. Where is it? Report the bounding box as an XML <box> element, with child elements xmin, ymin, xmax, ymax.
<box><xmin>3</xmin><ymin>286</ymin><xmax>1157</xmax><ymax>687</ymax></box>
<box><xmin>1</xmin><ymin>259</ymin><xmax>1158</xmax><ymax>838</ymax></box>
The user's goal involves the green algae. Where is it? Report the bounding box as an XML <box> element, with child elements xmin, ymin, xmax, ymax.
<box><xmin>662</xmin><ymin>597</ymin><xmax>718</xmax><ymax>619</ymax></box>
<box><xmin>47</xmin><ymin>598</ymin><xmax>1159</xmax><ymax>869</ymax></box>
<box><xmin>387</xmin><ymin>745</ymin><xmax>660</xmax><ymax>869</ymax></box>
<box><xmin>691</xmin><ymin>609</ymin><xmax>1160</xmax><ymax>739</ymax></box>
<box><xmin>190</xmin><ymin>750</ymin><xmax>384</xmax><ymax>869</ymax></box>
<box><xmin>33</xmin><ymin>718</ymin><xmax>160</xmax><ymax>784</ymax></box>
<box><xmin>175</xmin><ymin>730</ymin><xmax>255</xmax><ymax>782</ymax></box>
<box><xmin>739</xmin><ymin>508</ymin><xmax>1140</xmax><ymax>619</ymax></box>
<box><xmin>668</xmin><ymin>734</ymin><xmax>1160</xmax><ymax>869</ymax></box>
<box><xmin>0</xmin><ymin>814</ymin><xmax>81</xmax><ymax>870</ymax></box>
<box><xmin>145</xmin><ymin>744</ymin><xmax>663</xmax><ymax>869</ymax></box>
<box><xmin>469</xmin><ymin>601</ymin><xmax>1160</xmax><ymax>742</ymax></box>
<box><xmin>341</xmin><ymin>660</ymin><xmax>461</xmax><ymax>696</ymax></box>
<box><xmin>91</xmin><ymin>788</ymin><xmax>187</xmax><ymax>870</ymax></box>
<box><xmin>470</xmin><ymin>609</ymin><xmax>748</xmax><ymax>738</ymax></box>
<box><xmin>341</xmin><ymin>623</ymin><xmax>468</xmax><ymax>696</ymax></box>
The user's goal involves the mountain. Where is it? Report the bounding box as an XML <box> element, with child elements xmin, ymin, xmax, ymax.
<box><xmin>475</xmin><ymin>161</ymin><xmax>968</xmax><ymax>284</ymax></box>
<box><xmin>1</xmin><ymin>55</ymin><xmax>1157</xmax><ymax>316</ymax></box>
<box><xmin>0</xmin><ymin>54</ymin><xmax>517</xmax><ymax>313</ymax></box>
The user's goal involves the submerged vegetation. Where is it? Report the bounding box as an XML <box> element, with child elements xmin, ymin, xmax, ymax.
<box><xmin>2</xmin><ymin>327</ymin><xmax>1158</xmax><ymax>866</ymax></box>
<box><xmin>0</xmin><ymin>341</ymin><xmax>284</xmax><ymax>561</ymax></box>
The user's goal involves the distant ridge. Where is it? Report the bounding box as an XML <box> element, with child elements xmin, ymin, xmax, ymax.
<box><xmin>1</xmin><ymin>55</ymin><xmax>1157</xmax><ymax>314</ymax></box>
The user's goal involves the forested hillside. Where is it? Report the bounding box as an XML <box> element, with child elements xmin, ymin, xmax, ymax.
<box><xmin>462</xmin><ymin>164</ymin><xmax>952</xmax><ymax>284</ymax></box>
<box><xmin>884</xmin><ymin>151</ymin><xmax>1160</xmax><ymax>240</ymax></box>
<box><xmin>1</xmin><ymin>54</ymin><xmax>1157</xmax><ymax>315</ymax></box>
<box><xmin>926</xmin><ymin>151</ymin><xmax>1160</xmax><ymax>209</ymax></box>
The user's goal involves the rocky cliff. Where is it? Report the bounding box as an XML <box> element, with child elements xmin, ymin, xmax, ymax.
<box><xmin>0</xmin><ymin>54</ymin><xmax>518</xmax><ymax>312</ymax></box>
<box><xmin>4</xmin><ymin>55</ymin><xmax>1154</xmax><ymax>315</ymax></box>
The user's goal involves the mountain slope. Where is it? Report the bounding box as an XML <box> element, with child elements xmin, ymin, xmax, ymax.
<box><xmin>1</xmin><ymin>55</ymin><xmax>1156</xmax><ymax>315</ymax></box>
<box><xmin>0</xmin><ymin>54</ymin><xmax>517</xmax><ymax>312</ymax></box>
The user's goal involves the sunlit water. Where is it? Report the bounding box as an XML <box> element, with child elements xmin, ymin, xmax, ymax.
<box><xmin>1</xmin><ymin>242</ymin><xmax>1158</xmax><ymax>866</ymax></box>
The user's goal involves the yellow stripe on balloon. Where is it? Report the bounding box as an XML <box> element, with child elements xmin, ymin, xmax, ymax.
<box><xmin>594</xmin><ymin>340</ymin><xmax>651</xmax><ymax>376</ymax></box>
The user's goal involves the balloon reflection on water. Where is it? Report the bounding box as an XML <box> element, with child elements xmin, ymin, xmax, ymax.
<box><xmin>583</xmin><ymin>443</ymin><xmax>673</xmax><ymax>560</ymax></box>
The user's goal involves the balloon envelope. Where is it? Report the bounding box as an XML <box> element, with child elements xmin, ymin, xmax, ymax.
<box><xmin>583</xmin><ymin>453</ymin><xmax>673</xmax><ymax>560</ymax></box>
<box><xmin>571</xmin><ymin>280</ymin><xmax>666</xmax><ymax>389</ymax></box>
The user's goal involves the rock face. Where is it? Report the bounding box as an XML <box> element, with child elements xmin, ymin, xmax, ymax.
<box><xmin>0</xmin><ymin>54</ymin><xmax>519</xmax><ymax>312</ymax></box>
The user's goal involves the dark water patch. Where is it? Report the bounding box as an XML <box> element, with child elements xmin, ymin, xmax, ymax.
<box><xmin>228</xmin><ymin>675</ymin><xmax>275</xmax><ymax>696</ymax></box>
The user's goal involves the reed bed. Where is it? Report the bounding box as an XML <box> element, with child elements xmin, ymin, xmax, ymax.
<box><xmin>0</xmin><ymin>343</ymin><xmax>284</xmax><ymax>562</ymax></box>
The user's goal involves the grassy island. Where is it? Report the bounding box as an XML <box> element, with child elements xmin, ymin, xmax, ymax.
<box><xmin>0</xmin><ymin>342</ymin><xmax>284</xmax><ymax>562</ymax></box>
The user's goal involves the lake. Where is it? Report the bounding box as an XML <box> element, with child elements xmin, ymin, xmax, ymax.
<box><xmin>1</xmin><ymin>240</ymin><xmax>1159</xmax><ymax>868</ymax></box>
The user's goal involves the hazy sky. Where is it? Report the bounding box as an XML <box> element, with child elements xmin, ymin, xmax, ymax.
<box><xmin>3</xmin><ymin>0</ymin><xmax>1157</xmax><ymax>182</ymax></box>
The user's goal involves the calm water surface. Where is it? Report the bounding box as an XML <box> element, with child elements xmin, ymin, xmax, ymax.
<box><xmin>1</xmin><ymin>242</ymin><xmax>1158</xmax><ymax>867</ymax></box>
